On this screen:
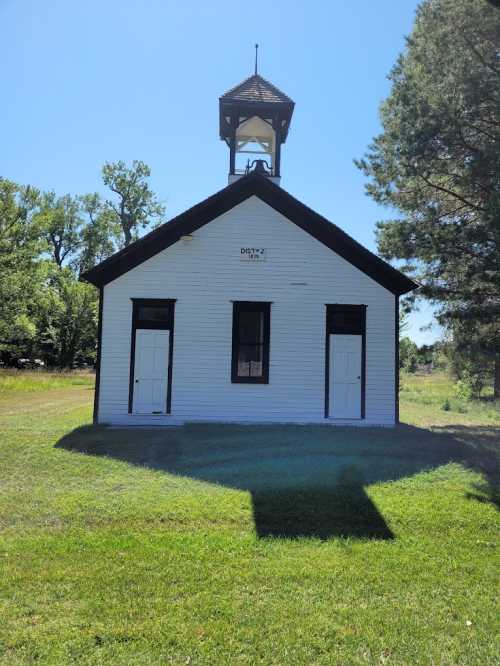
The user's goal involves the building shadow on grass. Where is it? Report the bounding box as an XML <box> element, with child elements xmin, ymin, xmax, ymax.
<box><xmin>56</xmin><ymin>422</ymin><xmax>499</xmax><ymax>540</ymax></box>
<box><xmin>442</xmin><ymin>424</ymin><xmax>500</xmax><ymax>510</ymax></box>
<box><xmin>251</xmin><ymin>470</ymin><xmax>393</xmax><ymax>539</ymax></box>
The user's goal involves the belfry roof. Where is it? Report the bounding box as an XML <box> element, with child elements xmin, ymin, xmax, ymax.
<box><xmin>220</xmin><ymin>74</ymin><xmax>293</xmax><ymax>105</ymax></box>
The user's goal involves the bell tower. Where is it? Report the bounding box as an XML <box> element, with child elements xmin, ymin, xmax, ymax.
<box><xmin>219</xmin><ymin>47</ymin><xmax>294</xmax><ymax>185</ymax></box>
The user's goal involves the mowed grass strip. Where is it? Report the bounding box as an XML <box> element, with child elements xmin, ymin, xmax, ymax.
<box><xmin>0</xmin><ymin>371</ymin><xmax>498</xmax><ymax>665</ymax></box>
<box><xmin>0</xmin><ymin>369</ymin><xmax>94</xmax><ymax>398</ymax></box>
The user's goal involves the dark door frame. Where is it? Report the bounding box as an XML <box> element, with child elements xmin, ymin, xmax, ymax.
<box><xmin>324</xmin><ymin>304</ymin><xmax>367</xmax><ymax>419</ymax></box>
<box><xmin>128</xmin><ymin>298</ymin><xmax>176</xmax><ymax>415</ymax></box>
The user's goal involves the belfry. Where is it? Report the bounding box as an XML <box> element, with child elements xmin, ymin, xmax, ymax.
<box><xmin>219</xmin><ymin>47</ymin><xmax>294</xmax><ymax>184</ymax></box>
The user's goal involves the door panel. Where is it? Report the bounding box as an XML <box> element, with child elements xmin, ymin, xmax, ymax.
<box><xmin>330</xmin><ymin>334</ymin><xmax>362</xmax><ymax>419</ymax></box>
<box><xmin>133</xmin><ymin>329</ymin><xmax>169</xmax><ymax>414</ymax></box>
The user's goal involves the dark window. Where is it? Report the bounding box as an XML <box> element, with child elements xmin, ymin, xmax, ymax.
<box><xmin>231</xmin><ymin>302</ymin><xmax>270</xmax><ymax>383</ymax></box>
<box><xmin>327</xmin><ymin>305</ymin><xmax>366</xmax><ymax>335</ymax></box>
<box><xmin>137</xmin><ymin>304</ymin><xmax>170</xmax><ymax>323</ymax></box>
<box><xmin>133</xmin><ymin>299</ymin><xmax>173</xmax><ymax>329</ymax></box>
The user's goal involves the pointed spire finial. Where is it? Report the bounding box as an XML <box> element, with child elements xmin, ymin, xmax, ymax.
<box><xmin>254</xmin><ymin>43</ymin><xmax>259</xmax><ymax>75</ymax></box>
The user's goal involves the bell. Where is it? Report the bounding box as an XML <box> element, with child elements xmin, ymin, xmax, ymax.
<box><xmin>252</xmin><ymin>159</ymin><xmax>270</xmax><ymax>175</ymax></box>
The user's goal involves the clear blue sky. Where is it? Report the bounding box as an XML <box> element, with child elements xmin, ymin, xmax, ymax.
<box><xmin>1</xmin><ymin>0</ymin><xmax>441</xmax><ymax>345</ymax></box>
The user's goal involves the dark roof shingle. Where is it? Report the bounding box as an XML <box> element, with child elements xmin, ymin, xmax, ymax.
<box><xmin>220</xmin><ymin>74</ymin><xmax>293</xmax><ymax>105</ymax></box>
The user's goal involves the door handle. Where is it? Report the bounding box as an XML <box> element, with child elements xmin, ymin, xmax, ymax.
<box><xmin>357</xmin><ymin>376</ymin><xmax>361</xmax><ymax>380</ymax></box>
<box><xmin>135</xmin><ymin>379</ymin><xmax>139</xmax><ymax>383</ymax></box>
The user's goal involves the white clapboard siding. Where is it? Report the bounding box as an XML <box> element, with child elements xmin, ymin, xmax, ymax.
<box><xmin>99</xmin><ymin>196</ymin><xmax>396</xmax><ymax>425</ymax></box>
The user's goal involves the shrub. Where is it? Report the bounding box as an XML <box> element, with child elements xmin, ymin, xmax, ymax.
<box><xmin>448</xmin><ymin>352</ymin><xmax>491</xmax><ymax>400</ymax></box>
<box><xmin>454</xmin><ymin>380</ymin><xmax>473</xmax><ymax>401</ymax></box>
<box><xmin>459</xmin><ymin>368</ymin><xmax>486</xmax><ymax>400</ymax></box>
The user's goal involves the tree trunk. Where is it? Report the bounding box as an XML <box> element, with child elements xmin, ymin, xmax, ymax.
<box><xmin>494</xmin><ymin>356</ymin><xmax>500</xmax><ymax>400</ymax></box>
<box><xmin>123</xmin><ymin>225</ymin><xmax>132</xmax><ymax>247</ymax></box>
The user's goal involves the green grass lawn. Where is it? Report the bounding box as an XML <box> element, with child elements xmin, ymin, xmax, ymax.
<box><xmin>0</xmin><ymin>371</ymin><xmax>498</xmax><ymax>665</ymax></box>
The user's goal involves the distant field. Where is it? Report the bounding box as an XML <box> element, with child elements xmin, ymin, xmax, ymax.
<box><xmin>401</xmin><ymin>371</ymin><xmax>499</xmax><ymax>427</ymax></box>
<box><xmin>0</xmin><ymin>369</ymin><xmax>94</xmax><ymax>397</ymax></box>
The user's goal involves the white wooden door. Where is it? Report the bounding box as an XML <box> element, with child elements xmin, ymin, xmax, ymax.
<box><xmin>330</xmin><ymin>334</ymin><xmax>362</xmax><ymax>419</ymax></box>
<box><xmin>133</xmin><ymin>329</ymin><xmax>170</xmax><ymax>414</ymax></box>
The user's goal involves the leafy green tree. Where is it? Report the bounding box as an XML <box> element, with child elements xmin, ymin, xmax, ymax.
<box><xmin>102</xmin><ymin>160</ymin><xmax>165</xmax><ymax>247</ymax></box>
<box><xmin>0</xmin><ymin>159</ymin><xmax>165</xmax><ymax>366</ymax></box>
<box><xmin>356</xmin><ymin>0</ymin><xmax>500</xmax><ymax>397</ymax></box>
<box><xmin>76</xmin><ymin>193</ymin><xmax>120</xmax><ymax>275</ymax></box>
<box><xmin>416</xmin><ymin>344</ymin><xmax>435</xmax><ymax>366</ymax></box>
<box><xmin>400</xmin><ymin>337</ymin><xmax>418</xmax><ymax>373</ymax></box>
<box><xmin>0</xmin><ymin>178</ymin><xmax>44</xmax><ymax>361</ymax></box>
<box><xmin>399</xmin><ymin>308</ymin><xmax>410</xmax><ymax>336</ymax></box>
<box><xmin>37</xmin><ymin>192</ymin><xmax>83</xmax><ymax>267</ymax></box>
<box><xmin>37</xmin><ymin>266</ymin><xmax>98</xmax><ymax>368</ymax></box>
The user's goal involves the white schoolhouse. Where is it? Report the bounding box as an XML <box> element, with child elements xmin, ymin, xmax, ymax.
<box><xmin>83</xmin><ymin>71</ymin><xmax>417</xmax><ymax>426</ymax></box>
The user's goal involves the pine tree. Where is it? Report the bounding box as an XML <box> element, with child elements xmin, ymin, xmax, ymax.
<box><xmin>356</xmin><ymin>0</ymin><xmax>500</xmax><ymax>397</ymax></box>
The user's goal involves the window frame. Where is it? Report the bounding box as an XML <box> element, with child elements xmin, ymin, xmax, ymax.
<box><xmin>231</xmin><ymin>301</ymin><xmax>271</xmax><ymax>384</ymax></box>
<box><xmin>133</xmin><ymin>298</ymin><xmax>175</xmax><ymax>330</ymax></box>
<box><xmin>326</xmin><ymin>303</ymin><xmax>366</xmax><ymax>335</ymax></box>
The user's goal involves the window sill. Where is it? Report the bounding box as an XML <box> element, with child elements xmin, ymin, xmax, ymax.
<box><xmin>231</xmin><ymin>377</ymin><xmax>269</xmax><ymax>385</ymax></box>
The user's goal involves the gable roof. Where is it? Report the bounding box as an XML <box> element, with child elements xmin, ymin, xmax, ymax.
<box><xmin>81</xmin><ymin>174</ymin><xmax>418</xmax><ymax>295</ymax></box>
<box><xmin>220</xmin><ymin>74</ymin><xmax>293</xmax><ymax>105</ymax></box>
